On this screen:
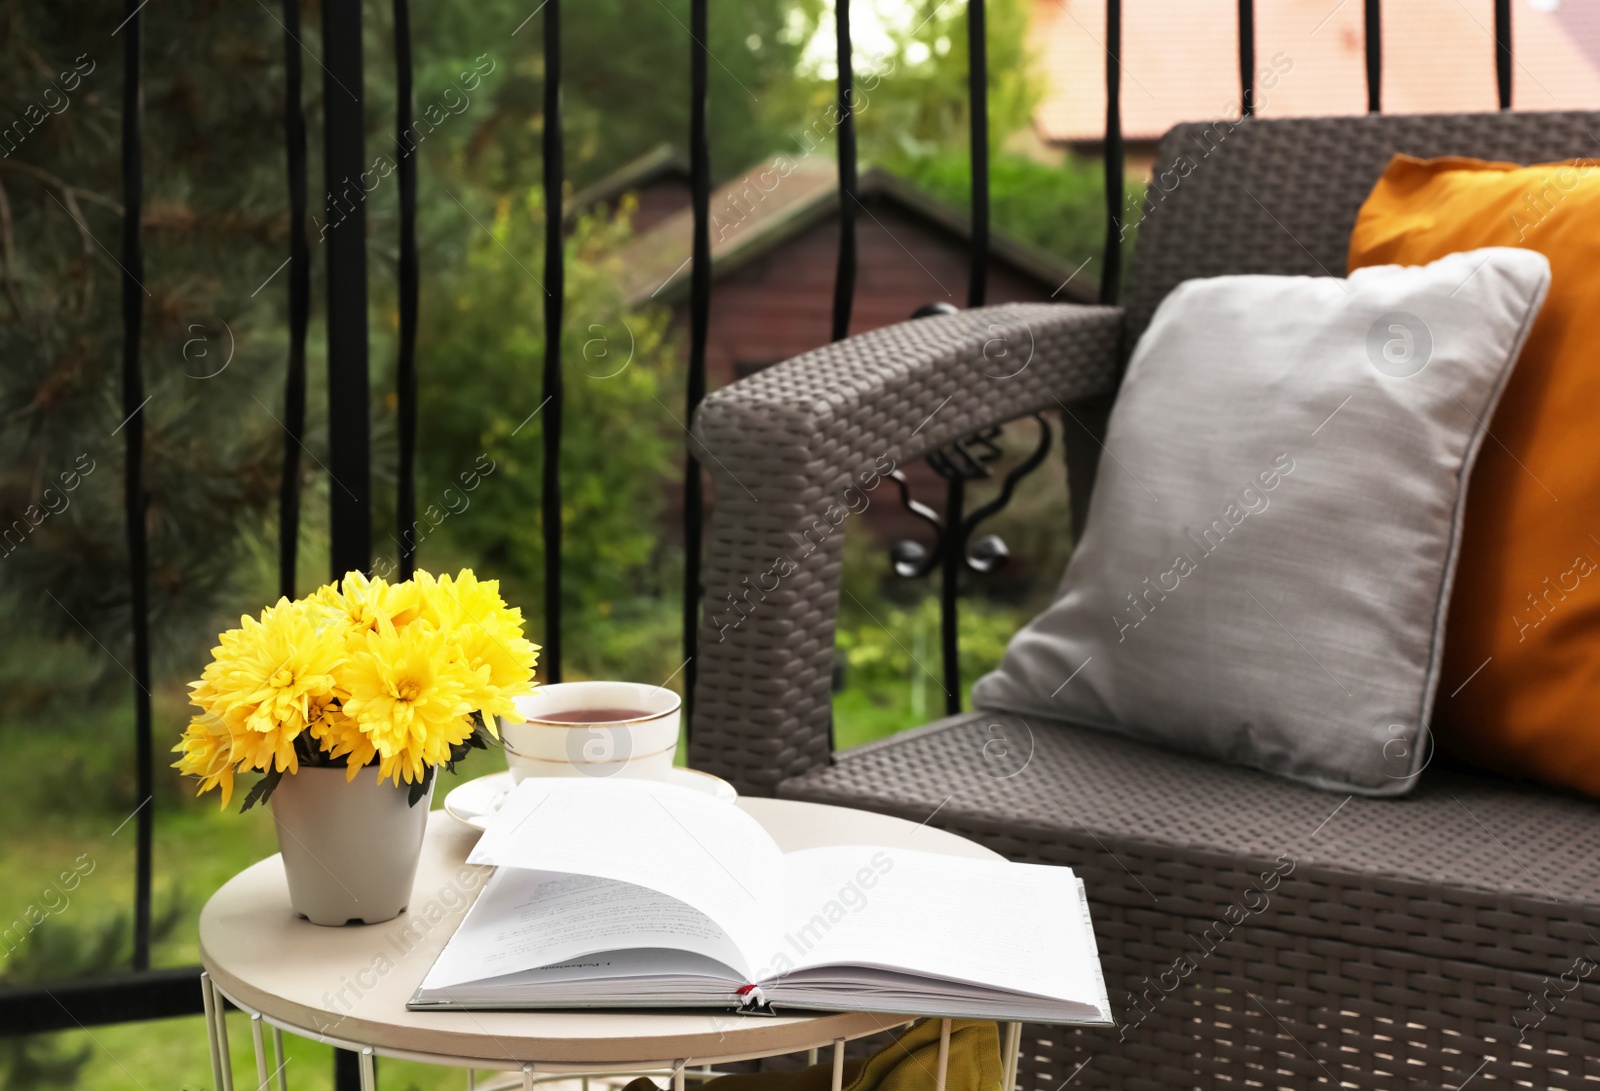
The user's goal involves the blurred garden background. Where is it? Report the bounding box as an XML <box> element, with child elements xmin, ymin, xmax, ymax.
<box><xmin>0</xmin><ymin>0</ymin><xmax>1135</xmax><ymax>1085</ymax></box>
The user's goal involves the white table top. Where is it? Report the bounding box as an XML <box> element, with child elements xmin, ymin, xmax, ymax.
<box><xmin>200</xmin><ymin>792</ymin><xmax>1001</xmax><ymax>1069</ymax></box>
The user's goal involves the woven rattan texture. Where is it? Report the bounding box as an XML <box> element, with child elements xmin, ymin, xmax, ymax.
<box><xmin>783</xmin><ymin>715</ymin><xmax>1600</xmax><ymax>1089</ymax></box>
<box><xmin>1125</xmin><ymin>110</ymin><xmax>1600</xmax><ymax>344</ymax></box>
<box><xmin>686</xmin><ymin>303</ymin><xmax>1122</xmax><ymax>794</ymax></box>
<box><xmin>687</xmin><ymin>111</ymin><xmax>1600</xmax><ymax>1088</ymax></box>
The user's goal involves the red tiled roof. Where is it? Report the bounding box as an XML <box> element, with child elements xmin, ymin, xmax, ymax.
<box><xmin>1032</xmin><ymin>0</ymin><xmax>1600</xmax><ymax>145</ymax></box>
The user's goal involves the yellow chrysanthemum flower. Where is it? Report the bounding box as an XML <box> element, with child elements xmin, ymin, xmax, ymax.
<box><xmin>189</xmin><ymin>596</ymin><xmax>344</xmax><ymax>768</ymax></box>
<box><xmin>409</xmin><ymin>568</ymin><xmax>440</xmax><ymax>615</ymax></box>
<box><xmin>306</xmin><ymin>700</ymin><xmax>378</xmax><ymax>781</ymax></box>
<box><xmin>177</xmin><ymin>567</ymin><xmax>537</xmax><ymax>804</ymax></box>
<box><xmin>313</xmin><ymin>570</ymin><xmax>423</xmax><ymax>650</ymax></box>
<box><xmin>427</xmin><ymin>570</ymin><xmax>539</xmax><ymax>723</ymax></box>
<box><xmin>171</xmin><ymin>712</ymin><xmax>239</xmax><ymax>808</ymax></box>
<box><xmin>341</xmin><ymin>617</ymin><xmax>477</xmax><ymax>785</ymax></box>
<box><xmin>226</xmin><ymin>718</ymin><xmax>300</xmax><ymax>778</ymax></box>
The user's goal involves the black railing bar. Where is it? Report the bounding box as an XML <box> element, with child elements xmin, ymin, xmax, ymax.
<box><xmin>1099</xmin><ymin>0</ymin><xmax>1123</xmax><ymax>306</ymax></box>
<box><xmin>277</xmin><ymin>0</ymin><xmax>311</xmax><ymax>599</ymax></box>
<box><xmin>323</xmin><ymin>0</ymin><xmax>372</xmax><ymax>579</ymax></box>
<box><xmin>395</xmin><ymin>0</ymin><xmax>419</xmax><ymax>579</ymax></box>
<box><xmin>1238</xmin><ymin>0</ymin><xmax>1255</xmax><ymax>117</ymax></box>
<box><xmin>319</xmin><ymin>6</ymin><xmax>373</xmax><ymax>1077</ymax></box>
<box><xmin>830</xmin><ymin>0</ymin><xmax>859</xmax><ymax>342</ymax></box>
<box><xmin>682</xmin><ymin>0</ymin><xmax>712</xmax><ymax>736</ymax></box>
<box><xmin>938</xmin><ymin>0</ymin><xmax>995</xmax><ymax>712</ymax></box>
<box><xmin>934</xmin><ymin>467</ymin><xmax>960</xmax><ymax>713</ymax></box>
<box><xmin>0</xmin><ymin>967</ymin><xmax>208</xmax><ymax>1037</ymax></box>
<box><xmin>966</xmin><ymin>0</ymin><xmax>989</xmax><ymax>308</ymax></box>
<box><xmin>1364</xmin><ymin>0</ymin><xmax>1382</xmax><ymax>113</ymax></box>
<box><xmin>1494</xmin><ymin>0</ymin><xmax>1512</xmax><ymax>110</ymax></box>
<box><xmin>938</xmin><ymin>470</ymin><xmax>965</xmax><ymax>717</ymax></box>
<box><xmin>119</xmin><ymin>0</ymin><xmax>153</xmax><ymax>974</ymax></box>
<box><xmin>541</xmin><ymin>0</ymin><xmax>565</xmax><ymax>682</ymax></box>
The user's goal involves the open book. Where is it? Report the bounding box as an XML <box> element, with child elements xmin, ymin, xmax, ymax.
<box><xmin>410</xmin><ymin>778</ymin><xmax>1112</xmax><ymax>1024</ymax></box>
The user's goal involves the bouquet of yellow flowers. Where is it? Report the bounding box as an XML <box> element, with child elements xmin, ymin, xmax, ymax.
<box><xmin>172</xmin><ymin>569</ymin><xmax>539</xmax><ymax>810</ymax></box>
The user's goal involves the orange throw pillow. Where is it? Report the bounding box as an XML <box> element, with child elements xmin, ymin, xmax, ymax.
<box><xmin>1349</xmin><ymin>154</ymin><xmax>1600</xmax><ymax>796</ymax></box>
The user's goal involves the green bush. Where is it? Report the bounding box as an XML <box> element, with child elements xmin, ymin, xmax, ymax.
<box><xmin>834</xmin><ymin>593</ymin><xmax>1031</xmax><ymax>749</ymax></box>
<box><xmin>411</xmin><ymin>194</ymin><xmax>686</xmax><ymax>684</ymax></box>
<box><xmin>899</xmin><ymin>150</ymin><xmax>1143</xmax><ymax>291</ymax></box>
<box><xmin>1</xmin><ymin>895</ymin><xmax>184</xmax><ymax>1091</ymax></box>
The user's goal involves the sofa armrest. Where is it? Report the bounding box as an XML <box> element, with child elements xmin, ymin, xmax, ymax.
<box><xmin>685</xmin><ymin>302</ymin><xmax>1124</xmax><ymax>796</ymax></box>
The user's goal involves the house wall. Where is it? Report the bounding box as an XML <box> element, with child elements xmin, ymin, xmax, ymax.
<box><xmin>699</xmin><ymin>193</ymin><xmax>1063</xmax><ymax>389</ymax></box>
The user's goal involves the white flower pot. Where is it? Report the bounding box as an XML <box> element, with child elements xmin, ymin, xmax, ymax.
<box><xmin>269</xmin><ymin>765</ymin><xmax>435</xmax><ymax>926</ymax></box>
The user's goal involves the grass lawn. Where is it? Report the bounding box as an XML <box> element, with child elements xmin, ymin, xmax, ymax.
<box><xmin>0</xmin><ymin>690</ymin><xmax>510</xmax><ymax>1091</ymax></box>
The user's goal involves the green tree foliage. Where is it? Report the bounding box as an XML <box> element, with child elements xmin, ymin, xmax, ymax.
<box><xmin>768</xmin><ymin>0</ymin><xmax>1037</xmax><ymax>167</ymax></box>
<box><xmin>863</xmin><ymin>0</ymin><xmax>1038</xmax><ymax>167</ymax></box>
<box><xmin>410</xmin><ymin>0</ymin><xmax>804</xmax><ymax>189</ymax></box>
<box><xmin>0</xmin><ymin>3</ymin><xmax>291</xmax><ymax>671</ymax></box>
<box><xmin>900</xmin><ymin>151</ymin><xmax>1143</xmax><ymax>288</ymax></box>
<box><xmin>373</xmin><ymin>0</ymin><xmax>803</xmax><ymax>681</ymax></box>
<box><xmin>763</xmin><ymin>0</ymin><xmax>1139</xmax><ymax>281</ymax></box>
<box><xmin>0</xmin><ymin>0</ymin><xmax>802</xmax><ymax>677</ymax></box>
<box><xmin>411</xmin><ymin>192</ymin><xmax>683</xmax><ymax>681</ymax></box>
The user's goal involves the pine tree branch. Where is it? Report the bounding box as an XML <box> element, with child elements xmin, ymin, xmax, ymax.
<box><xmin>0</xmin><ymin>160</ymin><xmax>123</xmax><ymax>275</ymax></box>
<box><xmin>0</xmin><ymin>161</ymin><xmax>124</xmax><ymax>215</ymax></box>
<box><xmin>0</xmin><ymin>178</ymin><xmax>24</xmax><ymax>322</ymax></box>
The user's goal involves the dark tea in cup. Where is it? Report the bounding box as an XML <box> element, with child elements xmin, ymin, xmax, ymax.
<box><xmin>535</xmin><ymin>708</ymin><xmax>652</xmax><ymax>724</ymax></box>
<box><xmin>506</xmin><ymin>681</ymin><xmax>682</xmax><ymax>781</ymax></box>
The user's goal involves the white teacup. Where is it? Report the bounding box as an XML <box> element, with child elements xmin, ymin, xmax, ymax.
<box><xmin>502</xmin><ymin>681</ymin><xmax>681</xmax><ymax>782</ymax></box>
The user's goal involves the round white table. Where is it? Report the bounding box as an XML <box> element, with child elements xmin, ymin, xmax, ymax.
<box><xmin>199</xmin><ymin>795</ymin><xmax>1023</xmax><ymax>1091</ymax></box>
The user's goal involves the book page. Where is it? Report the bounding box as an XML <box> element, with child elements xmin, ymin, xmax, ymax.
<box><xmin>469</xmin><ymin>948</ymin><xmax>740</xmax><ymax>988</ymax></box>
<box><xmin>420</xmin><ymin>867</ymin><xmax>750</xmax><ymax>990</ymax></box>
<box><xmin>764</xmin><ymin>846</ymin><xmax>1102</xmax><ymax>1006</ymax></box>
<box><xmin>468</xmin><ymin>778</ymin><xmax>783</xmax><ymax>948</ymax></box>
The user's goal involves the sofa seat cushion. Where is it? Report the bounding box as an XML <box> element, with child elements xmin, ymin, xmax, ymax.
<box><xmin>780</xmin><ymin>714</ymin><xmax>1600</xmax><ymax>972</ymax></box>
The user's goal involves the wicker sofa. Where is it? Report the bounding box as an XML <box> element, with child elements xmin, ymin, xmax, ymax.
<box><xmin>685</xmin><ymin>111</ymin><xmax>1600</xmax><ymax>1091</ymax></box>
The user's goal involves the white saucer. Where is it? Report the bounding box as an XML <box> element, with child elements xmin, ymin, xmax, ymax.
<box><xmin>443</xmin><ymin>768</ymin><xmax>737</xmax><ymax>831</ymax></box>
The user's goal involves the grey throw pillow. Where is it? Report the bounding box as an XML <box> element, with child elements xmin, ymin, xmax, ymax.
<box><xmin>971</xmin><ymin>248</ymin><xmax>1550</xmax><ymax>795</ymax></box>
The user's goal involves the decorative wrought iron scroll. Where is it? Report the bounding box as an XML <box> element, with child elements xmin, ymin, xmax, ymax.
<box><xmin>887</xmin><ymin>328</ymin><xmax>1055</xmax><ymax>715</ymax></box>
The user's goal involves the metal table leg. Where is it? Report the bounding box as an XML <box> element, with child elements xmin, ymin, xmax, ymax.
<box><xmin>272</xmin><ymin>1028</ymin><xmax>288</xmax><ymax>1091</ymax></box>
<box><xmin>197</xmin><ymin>983</ymin><xmax>1003</xmax><ymax>1091</ymax></box>
<box><xmin>212</xmin><ymin>976</ymin><xmax>236</xmax><ymax>1091</ymax></box>
<box><xmin>202</xmin><ymin>972</ymin><xmax>226</xmax><ymax>1091</ymax></box>
<box><xmin>252</xmin><ymin>1013</ymin><xmax>270</xmax><ymax>1091</ymax></box>
<box><xmin>1001</xmin><ymin>1022</ymin><xmax>1022</xmax><ymax>1091</ymax></box>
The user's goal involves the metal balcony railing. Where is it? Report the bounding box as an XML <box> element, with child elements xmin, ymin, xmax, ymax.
<box><xmin>0</xmin><ymin>1</ymin><xmax>1521</xmax><ymax>1089</ymax></box>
